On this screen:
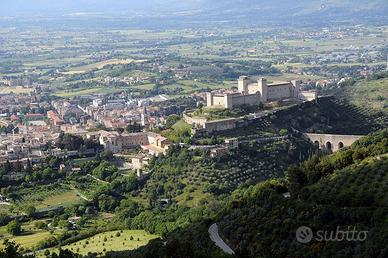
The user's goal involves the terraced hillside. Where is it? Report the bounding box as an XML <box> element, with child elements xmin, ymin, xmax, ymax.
<box><xmin>269</xmin><ymin>96</ymin><xmax>388</xmax><ymax>134</ymax></box>
<box><xmin>217</xmin><ymin>129</ymin><xmax>388</xmax><ymax>258</ymax></box>
<box><xmin>215</xmin><ymin>96</ymin><xmax>388</xmax><ymax>138</ymax></box>
<box><xmin>341</xmin><ymin>77</ymin><xmax>388</xmax><ymax>113</ymax></box>
<box><xmin>120</xmin><ymin>129</ymin><xmax>388</xmax><ymax>258</ymax></box>
<box><xmin>142</xmin><ymin>134</ymin><xmax>313</xmax><ymax>206</ymax></box>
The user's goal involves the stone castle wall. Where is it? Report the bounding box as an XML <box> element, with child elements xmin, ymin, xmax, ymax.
<box><xmin>203</xmin><ymin>118</ymin><xmax>239</xmax><ymax>133</ymax></box>
<box><xmin>228</xmin><ymin>93</ymin><xmax>260</xmax><ymax>108</ymax></box>
<box><xmin>267</xmin><ymin>84</ymin><xmax>293</xmax><ymax>100</ymax></box>
<box><xmin>183</xmin><ymin>111</ymin><xmax>239</xmax><ymax>134</ymax></box>
<box><xmin>208</xmin><ymin>76</ymin><xmax>312</xmax><ymax>109</ymax></box>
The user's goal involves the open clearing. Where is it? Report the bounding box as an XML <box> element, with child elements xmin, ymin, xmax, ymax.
<box><xmin>41</xmin><ymin>230</ymin><xmax>159</xmax><ymax>256</ymax></box>
<box><xmin>344</xmin><ymin>78</ymin><xmax>388</xmax><ymax>111</ymax></box>
<box><xmin>54</xmin><ymin>87</ymin><xmax>126</xmax><ymax>98</ymax></box>
<box><xmin>4</xmin><ymin>231</ymin><xmax>52</xmax><ymax>250</ymax></box>
<box><xmin>0</xmin><ymin>220</ymin><xmax>59</xmax><ymax>250</ymax></box>
<box><xmin>13</xmin><ymin>187</ymin><xmax>84</xmax><ymax>213</ymax></box>
<box><xmin>35</xmin><ymin>190</ymin><xmax>84</xmax><ymax>210</ymax></box>
<box><xmin>64</xmin><ymin>59</ymin><xmax>141</xmax><ymax>74</ymax></box>
<box><xmin>0</xmin><ymin>86</ymin><xmax>34</xmax><ymax>94</ymax></box>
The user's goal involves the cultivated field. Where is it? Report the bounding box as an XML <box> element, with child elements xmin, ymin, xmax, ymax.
<box><xmin>64</xmin><ymin>59</ymin><xmax>144</xmax><ymax>74</ymax></box>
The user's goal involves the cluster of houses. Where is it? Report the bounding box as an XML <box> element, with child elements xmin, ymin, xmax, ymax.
<box><xmin>85</xmin><ymin>95</ymin><xmax>170</xmax><ymax>130</ymax></box>
<box><xmin>0</xmin><ymin>129</ymin><xmax>60</xmax><ymax>168</ymax></box>
<box><xmin>0</xmin><ymin>90</ymin><xmax>175</xmax><ymax>177</ymax></box>
<box><xmin>103</xmin><ymin>76</ymin><xmax>147</xmax><ymax>86</ymax></box>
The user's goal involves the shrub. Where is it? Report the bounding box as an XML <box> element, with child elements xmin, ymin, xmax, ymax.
<box><xmin>0</xmin><ymin>212</ymin><xmax>10</xmax><ymax>226</ymax></box>
<box><xmin>7</xmin><ymin>220</ymin><xmax>21</xmax><ymax>236</ymax></box>
<box><xmin>35</xmin><ymin>221</ymin><xmax>46</xmax><ymax>230</ymax></box>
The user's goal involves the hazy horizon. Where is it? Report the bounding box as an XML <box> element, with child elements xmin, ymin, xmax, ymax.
<box><xmin>1</xmin><ymin>0</ymin><xmax>387</xmax><ymax>17</ymax></box>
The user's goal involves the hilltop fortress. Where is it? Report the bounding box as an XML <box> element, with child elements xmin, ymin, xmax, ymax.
<box><xmin>206</xmin><ymin>76</ymin><xmax>316</xmax><ymax>109</ymax></box>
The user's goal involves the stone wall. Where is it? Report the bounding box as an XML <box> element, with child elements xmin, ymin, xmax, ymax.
<box><xmin>228</xmin><ymin>93</ymin><xmax>260</xmax><ymax>108</ymax></box>
<box><xmin>212</xmin><ymin>95</ymin><xmax>226</xmax><ymax>108</ymax></box>
<box><xmin>299</xmin><ymin>91</ymin><xmax>317</xmax><ymax>101</ymax></box>
<box><xmin>183</xmin><ymin>112</ymin><xmax>208</xmax><ymax>127</ymax></box>
<box><xmin>184</xmin><ymin>111</ymin><xmax>239</xmax><ymax>134</ymax></box>
<box><xmin>267</xmin><ymin>84</ymin><xmax>293</xmax><ymax>100</ymax></box>
<box><xmin>203</xmin><ymin>118</ymin><xmax>239</xmax><ymax>133</ymax></box>
<box><xmin>121</xmin><ymin>133</ymin><xmax>149</xmax><ymax>148</ymax></box>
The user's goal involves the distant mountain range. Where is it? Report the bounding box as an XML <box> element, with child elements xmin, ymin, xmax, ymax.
<box><xmin>2</xmin><ymin>0</ymin><xmax>387</xmax><ymax>14</ymax></box>
<box><xmin>1</xmin><ymin>0</ymin><xmax>387</xmax><ymax>26</ymax></box>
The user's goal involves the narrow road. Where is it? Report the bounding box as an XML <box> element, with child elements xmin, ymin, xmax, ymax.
<box><xmin>208</xmin><ymin>223</ymin><xmax>235</xmax><ymax>255</ymax></box>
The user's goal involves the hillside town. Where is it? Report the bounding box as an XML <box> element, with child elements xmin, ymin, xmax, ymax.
<box><xmin>0</xmin><ymin>76</ymin><xmax>318</xmax><ymax>184</ymax></box>
<box><xmin>0</xmin><ymin>3</ymin><xmax>387</xmax><ymax>256</ymax></box>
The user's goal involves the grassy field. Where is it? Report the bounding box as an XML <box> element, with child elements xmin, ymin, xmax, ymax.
<box><xmin>35</xmin><ymin>190</ymin><xmax>84</xmax><ymax>210</ymax></box>
<box><xmin>343</xmin><ymin>78</ymin><xmax>388</xmax><ymax>112</ymax></box>
<box><xmin>133</xmin><ymin>83</ymin><xmax>155</xmax><ymax>90</ymax></box>
<box><xmin>0</xmin><ymin>220</ymin><xmax>58</xmax><ymax>250</ymax></box>
<box><xmin>54</xmin><ymin>87</ymin><xmax>126</xmax><ymax>98</ymax></box>
<box><xmin>266</xmin><ymin>73</ymin><xmax>322</xmax><ymax>81</ymax></box>
<box><xmin>0</xmin><ymin>86</ymin><xmax>34</xmax><ymax>94</ymax></box>
<box><xmin>13</xmin><ymin>187</ymin><xmax>84</xmax><ymax>213</ymax></box>
<box><xmin>163</xmin><ymin>79</ymin><xmax>234</xmax><ymax>98</ymax></box>
<box><xmin>172</xmin><ymin>119</ymin><xmax>192</xmax><ymax>133</ymax></box>
<box><xmin>65</xmin><ymin>59</ymin><xmax>136</xmax><ymax>74</ymax></box>
<box><xmin>285</xmin><ymin>37</ymin><xmax>387</xmax><ymax>52</ymax></box>
<box><xmin>4</xmin><ymin>231</ymin><xmax>52</xmax><ymax>250</ymax></box>
<box><xmin>41</xmin><ymin>230</ymin><xmax>159</xmax><ymax>256</ymax></box>
<box><xmin>274</xmin><ymin>61</ymin><xmax>386</xmax><ymax>70</ymax></box>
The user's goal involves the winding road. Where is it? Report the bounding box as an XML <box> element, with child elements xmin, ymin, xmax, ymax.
<box><xmin>208</xmin><ymin>223</ymin><xmax>235</xmax><ymax>255</ymax></box>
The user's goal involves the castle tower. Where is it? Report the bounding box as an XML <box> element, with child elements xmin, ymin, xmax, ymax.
<box><xmin>224</xmin><ymin>94</ymin><xmax>233</xmax><ymax>109</ymax></box>
<box><xmin>238</xmin><ymin>76</ymin><xmax>250</xmax><ymax>93</ymax></box>
<box><xmin>141</xmin><ymin>106</ymin><xmax>148</xmax><ymax>127</ymax></box>
<box><xmin>258</xmin><ymin>78</ymin><xmax>268</xmax><ymax>103</ymax></box>
<box><xmin>206</xmin><ymin>92</ymin><xmax>214</xmax><ymax>107</ymax></box>
<box><xmin>291</xmin><ymin>80</ymin><xmax>301</xmax><ymax>98</ymax></box>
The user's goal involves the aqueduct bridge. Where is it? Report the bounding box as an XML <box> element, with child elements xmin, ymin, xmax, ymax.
<box><xmin>305</xmin><ymin>133</ymin><xmax>365</xmax><ymax>152</ymax></box>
